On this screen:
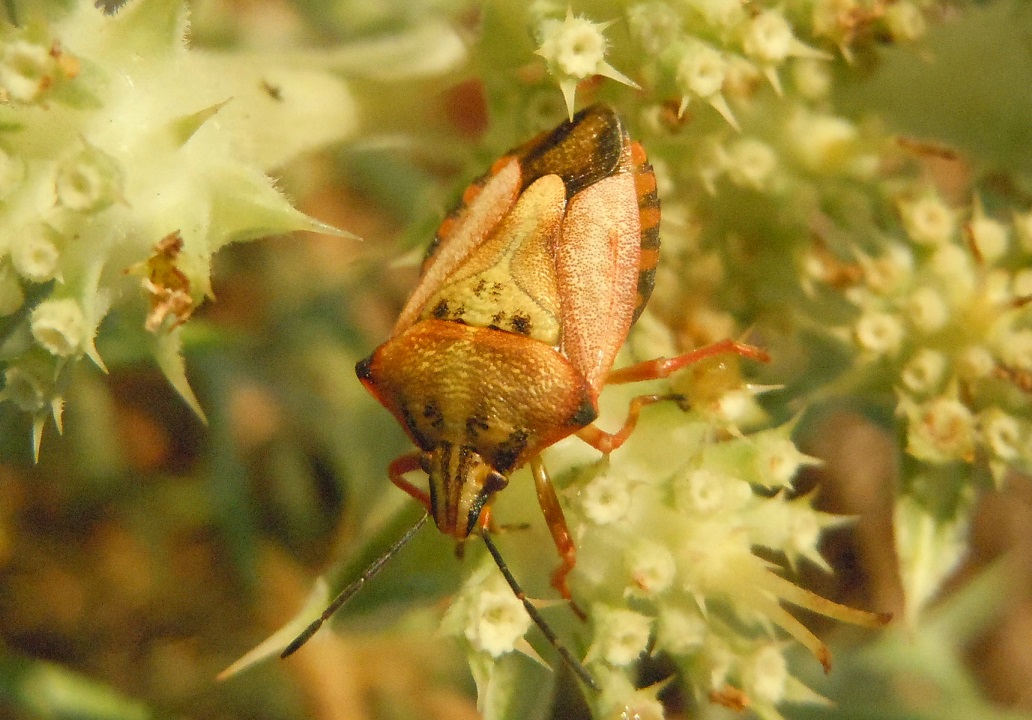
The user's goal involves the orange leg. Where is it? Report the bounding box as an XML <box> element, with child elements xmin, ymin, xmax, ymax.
<box><xmin>576</xmin><ymin>393</ymin><xmax>679</xmax><ymax>455</ymax></box>
<box><xmin>578</xmin><ymin>339</ymin><xmax>770</xmax><ymax>454</ymax></box>
<box><xmin>605</xmin><ymin>338</ymin><xmax>769</xmax><ymax>385</ymax></box>
<box><xmin>389</xmin><ymin>452</ymin><xmax>431</xmax><ymax>513</ymax></box>
<box><xmin>531</xmin><ymin>456</ymin><xmax>578</xmax><ymax>600</ymax></box>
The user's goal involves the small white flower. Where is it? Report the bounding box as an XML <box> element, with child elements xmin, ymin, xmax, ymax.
<box><xmin>724</xmin><ymin>137</ymin><xmax>777</xmax><ymax>190</ymax></box>
<box><xmin>854</xmin><ymin>309</ymin><xmax>903</xmax><ymax>356</ymax></box>
<box><xmin>929</xmin><ymin>245</ymin><xmax>975</xmax><ymax>303</ymax></box>
<box><xmin>627</xmin><ymin>1</ymin><xmax>682</xmax><ymax>56</ymax></box>
<box><xmin>0</xmin><ymin>41</ymin><xmax>54</xmax><ymax>103</ymax></box>
<box><xmin>979</xmin><ymin>409</ymin><xmax>1022</xmax><ymax>461</ymax></box>
<box><xmin>956</xmin><ymin>344</ymin><xmax>995</xmax><ymax>379</ymax></box>
<box><xmin>2</xmin><ymin>364</ymin><xmax>49</xmax><ymax>413</ymax></box>
<box><xmin>742</xmin><ymin>10</ymin><xmax>794</xmax><ymax>65</ymax></box>
<box><xmin>624</xmin><ymin>539</ymin><xmax>676</xmax><ymax>596</ymax></box>
<box><xmin>54</xmin><ymin>144</ymin><xmax>124</xmax><ymax>212</ymax></box>
<box><xmin>900</xmin><ymin>194</ymin><xmax>955</xmax><ymax>246</ymax></box>
<box><xmin>754</xmin><ymin>435</ymin><xmax>818</xmax><ymax>488</ymax></box>
<box><xmin>581</xmin><ymin>471</ymin><xmax>632</xmax><ymax>525</ymax></box>
<box><xmin>789</xmin><ymin>111</ymin><xmax>859</xmax><ymax>174</ymax></box>
<box><xmin>906</xmin><ymin>286</ymin><xmax>950</xmax><ymax>334</ymax></box>
<box><xmin>905</xmin><ymin>396</ymin><xmax>975</xmax><ymax>462</ymax></box>
<box><xmin>688</xmin><ymin>0</ymin><xmax>746</xmax><ymax>28</ymax></box>
<box><xmin>792</xmin><ymin>58</ymin><xmax>832</xmax><ymax>99</ymax></box>
<box><xmin>676</xmin><ymin>40</ymin><xmax>727</xmax><ymax>100</ymax></box>
<box><xmin>535</xmin><ymin>10</ymin><xmax>637</xmax><ymax>118</ymax></box>
<box><xmin>655</xmin><ymin>606</ymin><xmax>707</xmax><ymax>656</ymax></box>
<box><xmin>12</xmin><ymin>226</ymin><xmax>60</xmax><ymax>283</ymax></box>
<box><xmin>460</xmin><ymin>573</ymin><xmax>531</xmax><ymax>657</ymax></box>
<box><xmin>675</xmin><ymin>468</ymin><xmax>751</xmax><ymax>515</ymax></box>
<box><xmin>998</xmin><ymin>328</ymin><xmax>1032</xmax><ymax>371</ymax></box>
<box><xmin>861</xmin><ymin>244</ymin><xmax>913</xmax><ymax>296</ymax></box>
<box><xmin>901</xmin><ymin>348</ymin><xmax>948</xmax><ymax>395</ymax></box>
<box><xmin>30</xmin><ymin>298</ymin><xmax>86</xmax><ymax>357</ymax></box>
<box><xmin>587</xmin><ymin>606</ymin><xmax>652</xmax><ymax>666</ymax></box>
<box><xmin>741</xmin><ymin>644</ymin><xmax>788</xmax><ymax>704</ymax></box>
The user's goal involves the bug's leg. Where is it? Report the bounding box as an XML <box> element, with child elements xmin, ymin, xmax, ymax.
<box><xmin>389</xmin><ymin>452</ymin><xmax>431</xmax><ymax>513</ymax></box>
<box><xmin>530</xmin><ymin>456</ymin><xmax>579</xmax><ymax>603</ymax></box>
<box><xmin>605</xmin><ymin>338</ymin><xmax>770</xmax><ymax>385</ymax></box>
<box><xmin>575</xmin><ymin>393</ymin><xmax>678</xmax><ymax>455</ymax></box>
<box><xmin>578</xmin><ymin>339</ymin><xmax>771</xmax><ymax>454</ymax></box>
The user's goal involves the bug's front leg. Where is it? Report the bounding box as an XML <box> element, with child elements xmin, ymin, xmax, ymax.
<box><xmin>389</xmin><ymin>452</ymin><xmax>431</xmax><ymax>513</ymax></box>
<box><xmin>530</xmin><ymin>456</ymin><xmax>578</xmax><ymax>601</ymax></box>
<box><xmin>577</xmin><ymin>339</ymin><xmax>771</xmax><ymax>454</ymax></box>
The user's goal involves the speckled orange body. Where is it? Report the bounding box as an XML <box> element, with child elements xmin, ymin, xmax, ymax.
<box><xmin>357</xmin><ymin>104</ymin><xmax>660</xmax><ymax>559</ymax></box>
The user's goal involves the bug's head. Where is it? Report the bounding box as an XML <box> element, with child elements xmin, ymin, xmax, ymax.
<box><xmin>421</xmin><ymin>442</ymin><xmax>508</xmax><ymax>539</ymax></box>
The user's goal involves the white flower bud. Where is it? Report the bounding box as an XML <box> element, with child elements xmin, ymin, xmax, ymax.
<box><xmin>676</xmin><ymin>40</ymin><xmax>727</xmax><ymax>99</ymax></box>
<box><xmin>624</xmin><ymin>539</ymin><xmax>676</xmax><ymax>596</ymax></box>
<box><xmin>742</xmin><ymin>645</ymin><xmax>788</xmax><ymax>704</ymax></box>
<box><xmin>979</xmin><ymin>409</ymin><xmax>1022</xmax><ymax>461</ymax></box>
<box><xmin>675</xmin><ymin>468</ymin><xmax>751</xmax><ymax>515</ymax></box>
<box><xmin>906</xmin><ymin>286</ymin><xmax>950</xmax><ymax>334</ymax></box>
<box><xmin>582</xmin><ymin>471</ymin><xmax>632</xmax><ymax>525</ymax></box>
<box><xmin>956</xmin><ymin>345</ymin><xmax>995</xmax><ymax>379</ymax></box>
<box><xmin>30</xmin><ymin>298</ymin><xmax>86</xmax><ymax>357</ymax></box>
<box><xmin>901</xmin><ymin>349</ymin><xmax>948</xmax><ymax>395</ymax></box>
<box><xmin>55</xmin><ymin>145</ymin><xmax>123</xmax><ymax>213</ymax></box>
<box><xmin>2</xmin><ymin>364</ymin><xmax>49</xmax><ymax>412</ymax></box>
<box><xmin>461</xmin><ymin>574</ymin><xmax>531</xmax><ymax>657</ymax></box>
<box><xmin>906</xmin><ymin>397</ymin><xmax>975</xmax><ymax>462</ymax></box>
<box><xmin>725</xmin><ymin>137</ymin><xmax>777</xmax><ymax>190</ymax></box>
<box><xmin>854</xmin><ymin>310</ymin><xmax>903</xmax><ymax>356</ymax></box>
<box><xmin>742</xmin><ymin>10</ymin><xmax>793</xmax><ymax>65</ymax></box>
<box><xmin>12</xmin><ymin>226</ymin><xmax>60</xmax><ymax>283</ymax></box>
<box><xmin>588</xmin><ymin>606</ymin><xmax>652</xmax><ymax>666</ymax></box>
<box><xmin>0</xmin><ymin>41</ymin><xmax>54</xmax><ymax>103</ymax></box>
<box><xmin>655</xmin><ymin>606</ymin><xmax>707</xmax><ymax>656</ymax></box>
<box><xmin>754</xmin><ymin>435</ymin><xmax>817</xmax><ymax>488</ymax></box>
<box><xmin>900</xmin><ymin>194</ymin><xmax>955</xmax><ymax>246</ymax></box>
<box><xmin>792</xmin><ymin>58</ymin><xmax>831</xmax><ymax>100</ymax></box>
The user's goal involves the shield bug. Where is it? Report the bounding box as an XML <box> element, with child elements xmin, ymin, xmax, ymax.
<box><xmin>283</xmin><ymin>104</ymin><xmax>768</xmax><ymax>686</ymax></box>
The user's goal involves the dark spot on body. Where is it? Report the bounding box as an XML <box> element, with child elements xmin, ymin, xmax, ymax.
<box><xmin>569</xmin><ymin>396</ymin><xmax>597</xmax><ymax>427</ymax></box>
<box><xmin>355</xmin><ymin>356</ymin><xmax>373</xmax><ymax>380</ymax></box>
<box><xmin>510</xmin><ymin>313</ymin><xmax>532</xmax><ymax>335</ymax></box>
<box><xmin>494</xmin><ymin>429</ymin><xmax>530</xmax><ymax>472</ymax></box>
<box><xmin>465</xmin><ymin>413</ymin><xmax>490</xmax><ymax>441</ymax></box>
<box><xmin>423</xmin><ymin>400</ymin><xmax>444</xmax><ymax>429</ymax></box>
<box><xmin>432</xmin><ymin>299</ymin><xmax>450</xmax><ymax>319</ymax></box>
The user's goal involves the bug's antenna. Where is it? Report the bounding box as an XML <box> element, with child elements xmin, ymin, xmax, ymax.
<box><xmin>281</xmin><ymin>511</ymin><xmax>430</xmax><ymax>659</ymax></box>
<box><xmin>480</xmin><ymin>531</ymin><xmax>600</xmax><ymax>692</ymax></box>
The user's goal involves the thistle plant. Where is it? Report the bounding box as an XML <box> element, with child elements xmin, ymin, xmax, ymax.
<box><xmin>3</xmin><ymin>1</ymin><xmax>1031</xmax><ymax>720</ymax></box>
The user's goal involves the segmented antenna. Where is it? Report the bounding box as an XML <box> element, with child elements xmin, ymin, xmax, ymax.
<box><xmin>480</xmin><ymin>531</ymin><xmax>600</xmax><ymax>691</ymax></box>
<box><xmin>281</xmin><ymin>512</ymin><xmax>430</xmax><ymax>658</ymax></box>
